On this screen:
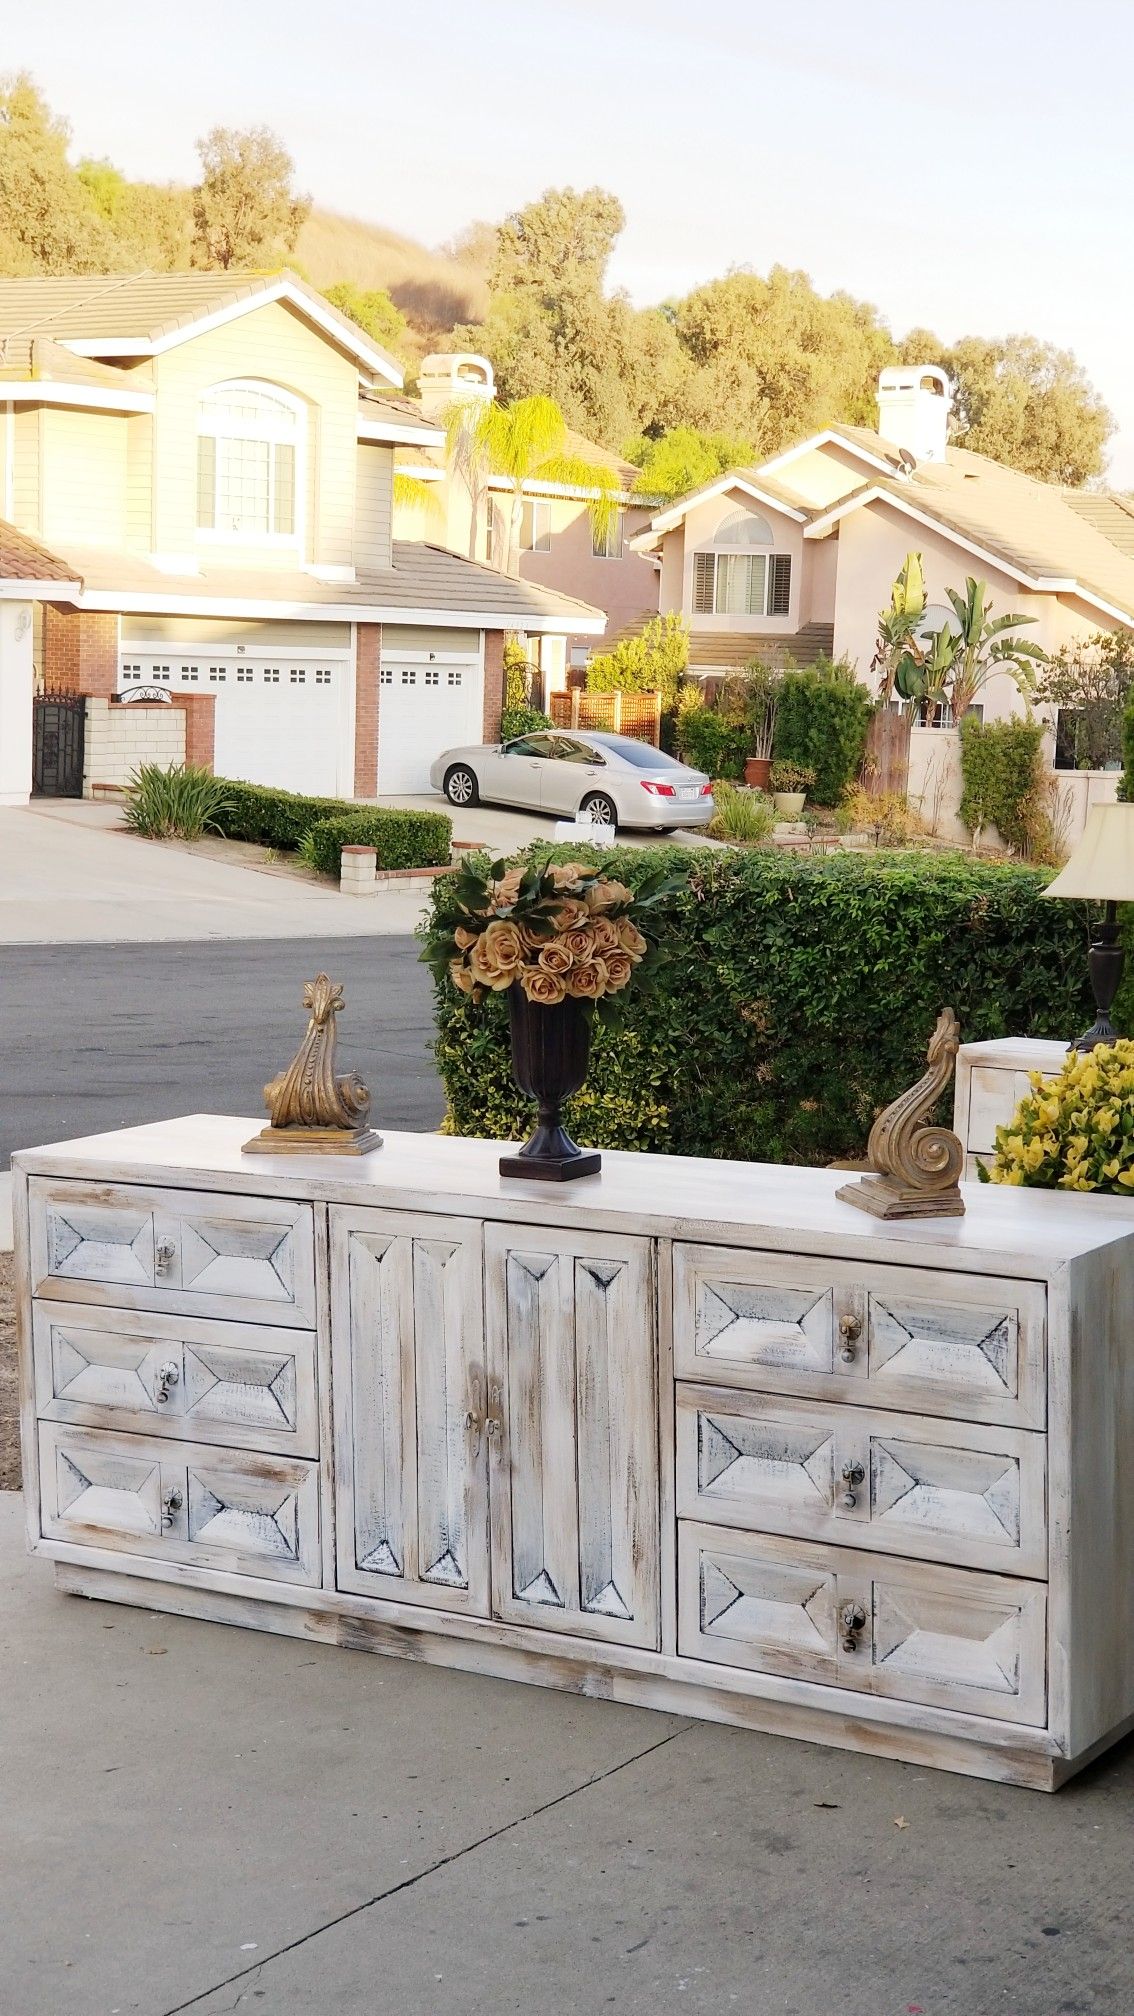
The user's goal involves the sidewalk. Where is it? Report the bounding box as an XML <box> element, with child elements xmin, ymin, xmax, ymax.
<box><xmin>2</xmin><ymin>1489</ymin><xmax>1129</xmax><ymax>2016</ymax></box>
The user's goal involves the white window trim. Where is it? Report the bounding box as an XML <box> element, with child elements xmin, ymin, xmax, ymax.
<box><xmin>592</xmin><ymin>509</ymin><xmax>625</xmax><ymax>560</ymax></box>
<box><xmin>196</xmin><ymin>379</ymin><xmax>306</xmax><ymax>551</ymax></box>
<box><xmin>519</xmin><ymin>497</ymin><xmax>552</xmax><ymax>554</ymax></box>
<box><xmin>692</xmin><ymin>547</ymin><xmax>792</xmax><ymax>618</ymax></box>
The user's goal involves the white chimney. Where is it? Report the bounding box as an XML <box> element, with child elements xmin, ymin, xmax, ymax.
<box><xmin>876</xmin><ymin>365</ymin><xmax>952</xmax><ymax>466</ymax></box>
<box><xmin>418</xmin><ymin>352</ymin><xmax>495</xmax><ymax>421</ymax></box>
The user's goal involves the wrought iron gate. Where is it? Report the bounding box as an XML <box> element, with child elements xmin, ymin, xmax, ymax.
<box><xmin>32</xmin><ymin>693</ymin><xmax>86</xmax><ymax>797</ymax></box>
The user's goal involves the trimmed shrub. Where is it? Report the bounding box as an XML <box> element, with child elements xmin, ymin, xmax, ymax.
<box><xmin>958</xmin><ymin>716</ymin><xmax>1047</xmax><ymax>854</ymax></box>
<box><xmin>499</xmin><ymin>704</ymin><xmax>553</xmax><ymax>741</ymax></box>
<box><xmin>586</xmin><ymin>613</ymin><xmax>689</xmax><ymax>705</ymax></box>
<box><xmin>772</xmin><ymin>659</ymin><xmax>874</xmax><ymax>805</ymax></box>
<box><xmin>675</xmin><ymin>701</ymin><xmax>749</xmax><ymax>781</ymax></box>
<box><xmin>122</xmin><ymin>762</ymin><xmax>233</xmax><ymax>840</ymax></box>
<box><xmin>210</xmin><ymin>779</ymin><xmax>355</xmax><ymax>849</ymax></box>
<box><xmin>303</xmin><ymin>807</ymin><xmax>452</xmax><ymax>876</ymax></box>
<box><xmin>425</xmin><ymin>843</ymin><xmax>1091</xmax><ymax>1164</ymax></box>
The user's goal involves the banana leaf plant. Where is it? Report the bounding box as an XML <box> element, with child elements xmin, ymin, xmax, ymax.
<box><xmin>941</xmin><ymin>579</ymin><xmax>1048</xmax><ymax>718</ymax></box>
<box><xmin>872</xmin><ymin>552</ymin><xmax>928</xmax><ymax>701</ymax></box>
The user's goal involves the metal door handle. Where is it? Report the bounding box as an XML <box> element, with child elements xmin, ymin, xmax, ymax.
<box><xmin>840</xmin><ymin>1460</ymin><xmax>865</xmax><ymax>1509</ymax></box>
<box><xmin>154</xmin><ymin>1237</ymin><xmax>177</xmax><ymax>1276</ymax></box>
<box><xmin>161</xmin><ymin>1486</ymin><xmax>184</xmax><ymax>1529</ymax></box>
<box><xmin>840</xmin><ymin>1601</ymin><xmax>867</xmax><ymax>1652</ymax></box>
<box><xmin>839</xmin><ymin>1314</ymin><xmax>862</xmax><ymax>1363</ymax></box>
<box><xmin>155</xmin><ymin>1361</ymin><xmax>180</xmax><ymax>1405</ymax></box>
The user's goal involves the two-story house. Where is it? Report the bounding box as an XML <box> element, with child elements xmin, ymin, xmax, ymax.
<box><xmin>629</xmin><ymin>367</ymin><xmax>1134</xmax><ymax>714</ymax></box>
<box><xmin>0</xmin><ymin>273</ymin><xmax>604</xmax><ymax>802</ymax></box>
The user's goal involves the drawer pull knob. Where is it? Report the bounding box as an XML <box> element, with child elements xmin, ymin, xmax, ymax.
<box><xmin>841</xmin><ymin>1459</ymin><xmax>865</xmax><ymax>1508</ymax></box>
<box><xmin>161</xmin><ymin>1486</ymin><xmax>184</xmax><ymax>1528</ymax></box>
<box><xmin>840</xmin><ymin>1600</ymin><xmax>867</xmax><ymax>1652</ymax></box>
<box><xmin>154</xmin><ymin>1237</ymin><xmax>177</xmax><ymax>1276</ymax></box>
<box><xmin>838</xmin><ymin>1314</ymin><xmax>862</xmax><ymax>1362</ymax></box>
<box><xmin>155</xmin><ymin>1362</ymin><xmax>180</xmax><ymax>1405</ymax></box>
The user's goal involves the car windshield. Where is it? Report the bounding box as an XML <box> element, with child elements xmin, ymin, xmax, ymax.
<box><xmin>591</xmin><ymin>736</ymin><xmax>687</xmax><ymax>771</ymax></box>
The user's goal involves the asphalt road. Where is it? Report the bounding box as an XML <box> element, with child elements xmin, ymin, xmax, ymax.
<box><xmin>0</xmin><ymin>936</ymin><xmax>443</xmax><ymax>1166</ymax></box>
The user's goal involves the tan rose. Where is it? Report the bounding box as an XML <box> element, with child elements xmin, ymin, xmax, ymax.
<box><xmin>494</xmin><ymin>868</ymin><xmax>524</xmax><ymax>907</ymax></box>
<box><xmin>469</xmin><ymin>921</ymin><xmax>524</xmax><ymax>990</ymax></box>
<box><xmin>520</xmin><ymin>965</ymin><xmax>567</xmax><ymax>1005</ymax></box>
<box><xmin>519</xmin><ymin>924</ymin><xmax>550</xmax><ymax>951</ymax></box>
<box><xmin>453</xmin><ymin>924</ymin><xmax>479</xmax><ymax>950</ymax></box>
<box><xmin>616</xmin><ymin>918</ymin><xmax>648</xmax><ymax>961</ymax></box>
<box><xmin>588</xmin><ymin>915</ymin><xmax>620</xmax><ymax>954</ymax></box>
<box><xmin>549</xmin><ymin>862</ymin><xmax>589</xmax><ymax>890</ymax></box>
<box><xmin>602</xmin><ymin>950</ymin><xmax>634</xmax><ymax>992</ymax></box>
<box><xmin>563</xmin><ymin>927</ymin><xmax>596</xmax><ymax>960</ymax></box>
<box><xmin>449</xmin><ymin>958</ymin><xmax>477</xmax><ymax>996</ymax></box>
<box><xmin>538</xmin><ymin>942</ymin><xmax>574</xmax><ymax>975</ymax></box>
<box><xmin>586</xmin><ymin>877</ymin><xmax>633</xmax><ymax>910</ymax></box>
<box><xmin>567</xmin><ymin>960</ymin><xmax>606</xmax><ymax>1000</ymax></box>
<box><xmin>552</xmin><ymin>899</ymin><xmax>589</xmax><ymax>931</ymax></box>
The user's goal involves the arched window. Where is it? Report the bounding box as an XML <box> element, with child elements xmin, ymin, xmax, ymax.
<box><xmin>692</xmin><ymin>506</ymin><xmax>791</xmax><ymax>617</ymax></box>
<box><xmin>196</xmin><ymin>381</ymin><xmax>301</xmax><ymax>541</ymax></box>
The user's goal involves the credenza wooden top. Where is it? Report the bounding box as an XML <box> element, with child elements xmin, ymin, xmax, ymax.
<box><xmin>15</xmin><ymin>1114</ymin><xmax>1134</xmax><ymax>1281</ymax></box>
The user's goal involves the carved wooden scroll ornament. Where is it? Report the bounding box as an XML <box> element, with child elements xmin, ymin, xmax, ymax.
<box><xmin>243</xmin><ymin>974</ymin><xmax>382</xmax><ymax>1156</ymax></box>
<box><xmin>836</xmin><ymin>1008</ymin><xmax>965</xmax><ymax>1219</ymax></box>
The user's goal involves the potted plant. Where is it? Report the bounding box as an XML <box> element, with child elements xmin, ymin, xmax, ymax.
<box><xmin>980</xmin><ymin>1041</ymin><xmax>1134</xmax><ymax>1193</ymax></box>
<box><xmin>769</xmin><ymin>761</ymin><xmax>815</xmax><ymax>818</ymax></box>
<box><xmin>736</xmin><ymin>661</ymin><xmax>781</xmax><ymax>790</ymax></box>
<box><xmin>420</xmin><ymin>854</ymin><xmax>671</xmax><ymax>1181</ymax></box>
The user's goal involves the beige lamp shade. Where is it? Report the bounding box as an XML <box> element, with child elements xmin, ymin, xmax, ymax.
<box><xmin>1043</xmin><ymin>803</ymin><xmax>1134</xmax><ymax>902</ymax></box>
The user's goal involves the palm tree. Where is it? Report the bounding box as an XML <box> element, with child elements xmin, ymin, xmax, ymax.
<box><xmin>446</xmin><ymin>395</ymin><xmax>620</xmax><ymax>576</ymax></box>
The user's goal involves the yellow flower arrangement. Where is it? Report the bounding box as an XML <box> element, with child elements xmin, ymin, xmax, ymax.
<box><xmin>983</xmin><ymin>1040</ymin><xmax>1134</xmax><ymax>1193</ymax></box>
<box><xmin>421</xmin><ymin>852</ymin><xmax>673</xmax><ymax>1022</ymax></box>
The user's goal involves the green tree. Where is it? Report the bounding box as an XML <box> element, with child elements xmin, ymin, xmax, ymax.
<box><xmin>0</xmin><ymin>73</ymin><xmax>119</xmax><ymax>273</ymax></box>
<box><xmin>191</xmin><ymin>126</ymin><xmax>309</xmax><ymax>271</ymax></box>
<box><xmin>323</xmin><ymin>281</ymin><xmax>408</xmax><ymax>357</ymax></box>
<box><xmin>623</xmin><ymin>426</ymin><xmax>757</xmax><ymax>501</ymax></box>
<box><xmin>586</xmin><ymin>614</ymin><xmax>689</xmax><ymax>705</ymax></box>
<box><xmin>77</xmin><ymin>158</ymin><xmax>189</xmax><ymax>268</ymax></box>
<box><xmin>447</xmin><ymin>394</ymin><xmax>620</xmax><ymax>575</ymax></box>
<box><xmin>946</xmin><ymin>335</ymin><xmax>1112</xmax><ymax>486</ymax></box>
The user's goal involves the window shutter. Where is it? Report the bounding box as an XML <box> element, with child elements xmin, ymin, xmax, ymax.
<box><xmin>693</xmin><ymin>552</ymin><xmax>715</xmax><ymax>614</ymax></box>
<box><xmin>196</xmin><ymin>436</ymin><xmax>215</xmax><ymax>530</ymax></box>
<box><xmin>273</xmin><ymin>443</ymin><xmax>296</xmax><ymax>535</ymax></box>
<box><xmin>769</xmin><ymin>553</ymin><xmax>792</xmax><ymax>616</ymax></box>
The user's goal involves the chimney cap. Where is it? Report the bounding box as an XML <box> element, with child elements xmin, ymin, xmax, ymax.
<box><xmin>878</xmin><ymin>364</ymin><xmax>951</xmax><ymax>406</ymax></box>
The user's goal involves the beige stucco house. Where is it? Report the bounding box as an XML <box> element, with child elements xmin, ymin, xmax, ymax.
<box><xmin>0</xmin><ymin>273</ymin><xmax>604</xmax><ymax>803</ymax></box>
<box><xmin>631</xmin><ymin>367</ymin><xmax>1134</xmax><ymax>718</ymax></box>
<box><xmin>390</xmin><ymin>353</ymin><xmax>660</xmax><ymax>675</ymax></box>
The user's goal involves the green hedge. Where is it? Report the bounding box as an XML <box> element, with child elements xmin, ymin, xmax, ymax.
<box><xmin>426</xmin><ymin>844</ymin><xmax>1092</xmax><ymax>1163</ymax></box>
<box><xmin>772</xmin><ymin>664</ymin><xmax>874</xmax><ymax>805</ymax></box>
<box><xmin>675</xmin><ymin>707</ymin><xmax>750</xmax><ymax>780</ymax></box>
<box><xmin>305</xmin><ymin>807</ymin><xmax>451</xmax><ymax>875</ymax></box>
<box><xmin>211</xmin><ymin>778</ymin><xmax>450</xmax><ymax>871</ymax></box>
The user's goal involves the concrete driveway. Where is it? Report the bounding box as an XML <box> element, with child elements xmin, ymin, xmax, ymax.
<box><xmin>1</xmin><ymin>1491</ymin><xmax>1130</xmax><ymax>2016</ymax></box>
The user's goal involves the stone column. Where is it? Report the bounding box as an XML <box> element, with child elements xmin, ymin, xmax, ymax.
<box><xmin>354</xmin><ymin>622</ymin><xmax>381</xmax><ymax>798</ymax></box>
<box><xmin>482</xmin><ymin>629</ymin><xmax>505</xmax><ymax>742</ymax></box>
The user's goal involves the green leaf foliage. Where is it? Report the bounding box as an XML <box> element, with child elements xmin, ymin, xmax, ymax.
<box><xmin>122</xmin><ymin>763</ymin><xmax>233</xmax><ymax>841</ymax></box>
<box><xmin>958</xmin><ymin>716</ymin><xmax>1047</xmax><ymax>854</ymax></box>
<box><xmin>675</xmin><ymin>705</ymin><xmax>749</xmax><ymax>781</ymax></box>
<box><xmin>585</xmin><ymin>614</ymin><xmax>689</xmax><ymax>705</ymax></box>
<box><xmin>772</xmin><ymin>660</ymin><xmax>874</xmax><ymax>805</ymax></box>
<box><xmin>301</xmin><ymin>808</ymin><xmax>452</xmax><ymax>876</ymax></box>
<box><xmin>207</xmin><ymin>778</ymin><xmax>450</xmax><ymax>866</ymax></box>
<box><xmin>426</xmin><ymin>844</ymin><xmax>1092</xmax><ymax>1163</ymax></box>
<box><xmin>499</xmin><ymin>704</ymin><xmax>553</xmax><ymax>741</ymax></box>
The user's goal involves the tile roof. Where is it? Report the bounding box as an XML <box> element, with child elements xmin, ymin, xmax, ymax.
<box><xmin>0</xmin><ymin>272</ymin><xmax>401</xmax><ymax>380</ymax></box>
<box><xmin>46</xmin><ymin>540</ymin><xmax>605</xmax><ymax>627</ymax></box>
<box><xmin>0</xmin><ymin>521</ymin><xmax>80</xmax><ymax>584</ymax></box>
<box><xmin>1062</xmin><ymin>490</ymin><xmax>1134</xmax><ymax>559</ymax></box>
<box><xmin>0</xmin><ymin>337</ymin><xmax>139</xmax><ymax>389</ymax></box>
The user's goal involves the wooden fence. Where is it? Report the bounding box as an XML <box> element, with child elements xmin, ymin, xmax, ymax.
<box><xmin>862</xmin><ymin>709</ymin><xmax>912</xmax><ymax>795</ymax></box>
<box><xmin>549</xmin><ymin>689</ymin><xmax>662</xmax><ymax>746</ymax></box>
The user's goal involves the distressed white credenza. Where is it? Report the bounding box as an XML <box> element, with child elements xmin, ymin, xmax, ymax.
<box><xmin>13</xmin><ymin>1115</ymin><xmax>1134</xmax><ymax>1791</ymax></box>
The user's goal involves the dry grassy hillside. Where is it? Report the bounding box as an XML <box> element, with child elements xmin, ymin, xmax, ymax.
<box><xmin>296</xmin><ymin>209</ymin><xmax>489</xmax><ymax>346</ymax></box>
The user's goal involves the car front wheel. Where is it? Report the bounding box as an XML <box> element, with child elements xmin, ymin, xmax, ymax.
<box><xmin>443</xmin><ymin>764</ymin><xmax>479</xmax><ymax>807</ymax></box>
<box><xmin>579</xmin><ymin>791</ymin><xmax>618</xmax><ymax>832</ymax></box>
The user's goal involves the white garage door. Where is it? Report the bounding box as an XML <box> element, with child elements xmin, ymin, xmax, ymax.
<box><xmin>120</xmin><ymin>652</ymin><xmax>350</xmax><ymax>797</ymax></box>
<box><xmin>378</xmin><ymin>653</ymin><xmax>482</xmax><ymax>795</ymax></box>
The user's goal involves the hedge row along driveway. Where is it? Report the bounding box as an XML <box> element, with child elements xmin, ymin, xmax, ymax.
<box><xmin>427</xmin><ymin>844</ymin><xmax>1093</xmax><ymax>1165</ymax></box>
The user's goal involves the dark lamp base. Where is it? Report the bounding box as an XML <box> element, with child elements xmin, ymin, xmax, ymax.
<box><xmin>499</xmin><ymin>1147</ymin><xmax>602</xmax><ymax>1183</ymax></box>
<box><xmin>1070</xmin><ymin>1015</ymin><xmax>1120</xmax><ymax>1055</ymax></box>
<box><xmin>1071</xmin><ymin>909</ymin><xmax>1125</xmax><ymax>1053</ymax></box>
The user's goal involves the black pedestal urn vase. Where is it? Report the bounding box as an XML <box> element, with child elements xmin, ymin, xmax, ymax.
<box><xmin>499</xmin><ymin>989</ymin><xmax>601</xmax><ymax>1181</ymax></box>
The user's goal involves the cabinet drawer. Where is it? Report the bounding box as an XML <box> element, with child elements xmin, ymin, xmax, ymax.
<box><xmin>676</xmin><ymin>1387</ymin><xmax>1046</xmax><ymax>1577</ymax></box>
<box><xmin>33</xmin><ymin>1303</ymin><xmax>318</xmax><ymax>1456</ymax></box>
<box><xmin>38</xmin><ymin>1423</ymin><xmax>320</xmax><ymax>1585</ymax></box>
<box><xmin>673</xmin><ymin>1243</ymin><xmax>1045</xmax><ymax>1429</ymax></box>
<box><xmin>678</xmin><ymin>1523</ymin><xmax>1046</xmax><ymax>1725</ymax></box>
<box><xmin>28</xmin><ymin>1180</ymin><xmax>316</xmax><ymax>1328</ymax></box>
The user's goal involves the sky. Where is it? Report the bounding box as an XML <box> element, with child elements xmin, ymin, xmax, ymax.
<box><xmin>10</xmin><ymin>0</ymin><xmax>1134</xmax><ymax>478</ymax></box>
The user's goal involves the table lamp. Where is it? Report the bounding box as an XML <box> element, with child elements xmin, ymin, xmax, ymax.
<box><xmin>1043</xmin><ymin>802</ymin><xmax>1134</xmax><ymax>1051</ymax></box>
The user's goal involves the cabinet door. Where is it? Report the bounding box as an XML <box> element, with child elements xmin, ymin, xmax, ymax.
<box><xmin>331</xmin><ymin>1208</ymin><xmax>489</xmax><ymax>1616</ymax></box>
<box><xmin>679</xmin><ymin>1523</ymin><xmax>1046</xmax><ymax>1725</ymax></box>
<box><xmin>485</xmin><ymin>1224</ymin><xmax>659</xmax><ymax>1648</ymax></box>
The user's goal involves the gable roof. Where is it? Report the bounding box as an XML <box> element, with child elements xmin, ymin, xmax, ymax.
<box><xmin>630</xmin><ymin>469</ymin><xmax>810</xmax><ymax>551</ymax></box>
<box><xmin>0</xmin><ymin>520</ymin><xmax>82</xmax><ymax>595</ymax></box>
<box><xmin>805</xmin><ymin>447</ymin><xmax>1134</xmax><ymax>626</ymax></box>
<box><xmin>0</xmin><ymin>273</ymin><xmax>402</xmax><ymax>387</ymax></box>
<box><xmin>0</xmin><ymin>335</ymin><xmax>155</xmax><ymax>411</ymax></box>
<box><xmin>357</xmin><ymin>391</ymin><xmax>446</xmax><ymax>448</ymax></box>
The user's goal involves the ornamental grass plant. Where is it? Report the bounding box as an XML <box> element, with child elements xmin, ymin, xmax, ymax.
<box><xmin>982</xmin><ymin>1041</ymin><xmax>1134</xmax><ymax>1192</ymax></box>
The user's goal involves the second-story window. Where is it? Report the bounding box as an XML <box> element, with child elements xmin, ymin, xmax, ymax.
<box><xmin>691</xmin><ymin>509</ymin><xmax>791</xmax><ymax>617</ymax></box>
<box><xmin>592</xmin><ymin>509</ymin><xmax>624</xmax><ymax>559</ymax></box>
<box><xmin>197</xmin><ymin>382</ymin><xmax>301</xmax><ymax>541</ymax></box>
<box><xmin>519</xmin><ymin>498</ymin><xmax>552</xmax><ymax>553</ymax></box>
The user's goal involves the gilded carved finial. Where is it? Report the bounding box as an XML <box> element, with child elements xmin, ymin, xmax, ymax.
<box><xmin>836</xmin><ymin>1009</ymin><xmax>965</xmax><ymax>1218</ymax></box>
<box><xmin>242</xmin><ymin>974</ymin><xmax>382</xmax><ymax>1157</ymax></box>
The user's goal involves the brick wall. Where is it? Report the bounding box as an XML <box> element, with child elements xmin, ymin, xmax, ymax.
<box><xmin>482</xmin><ymin>629</ymin><xmax>505</xmax><ymax>742</ymax></box>
<box><xmin>171</xmin><ymin>692</ymin><xmax>216</xmax><ymax>771</ymax></box>
<box><xmin>43</xmin><ymin>608</ymin><xmax>119</xmax><ymax>696</ymax></box>
<box><xmin>354</xmin><ymin>621</ymin><xmax>381</xmax><ymax>797</ymax></box>
<box><xmin>82</xmin><ymin>697</ymin><xmax>185</xmax><ymax>794</ymax></box>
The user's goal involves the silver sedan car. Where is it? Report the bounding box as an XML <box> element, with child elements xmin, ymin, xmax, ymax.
<box><xmin>429</xmin><ymin>730</ymin><xmax>714</xmax><ymax>832</ymax></box>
